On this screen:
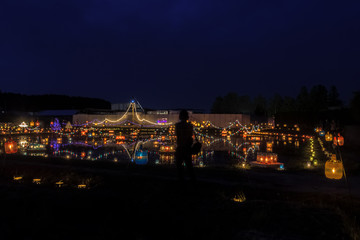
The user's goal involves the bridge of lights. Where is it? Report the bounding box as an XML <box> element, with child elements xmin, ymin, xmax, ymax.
<box><xmin>72</xmin><ymin>100</ymin><xmax>257</xmax><ymax>132</ymax></box>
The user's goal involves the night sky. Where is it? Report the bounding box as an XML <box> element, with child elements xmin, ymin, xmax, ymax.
<box><xmin>1</xmin><ymin>1</ymin><xmax>360</xmax><ymax>110</ymax></box>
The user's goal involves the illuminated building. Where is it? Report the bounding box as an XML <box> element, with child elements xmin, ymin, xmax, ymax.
<box><xmin>73</xmin><ymin>101</ymin><xmax>250</xmax><ymax>128</ymax></box>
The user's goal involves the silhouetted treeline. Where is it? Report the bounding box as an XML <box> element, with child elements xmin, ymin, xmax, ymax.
<box><xmin>350</xmin><ymin>91</ymin><xmax>360</xmax><ymax>123</ymax></box>
<box><xmin>0</xmin><ymin>92</ymin><xmax>111</xmax><ymax>112</ymax></box>
<box><xmin>211</xmin><ymin>85</ymin><xmax>360</xmax><ymax>126</ymax></box>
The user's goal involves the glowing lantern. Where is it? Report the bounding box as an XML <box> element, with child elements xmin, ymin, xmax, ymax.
<box><xmin>134</xmin><ymin>150</ymin><xmax>148</xmax><ymax>165</ymax></box>
<box><xmin>56</xmin><ymin>180</ymin><xmax>64</xmax><ymax>187</ymax></box>
<box><xmin>65</xmin><ymin>121</ymin><xmax>72</xmax><ymax>131</ymax></box>
<box><xmin>256</xmin><ymin>153</ymin><xmax>277</xmax><ymax>164</ymax></box>
<box><xmin>19</xmin><ymin>122</ymin><xmax>28</xmax><ymax>128</ymax></box>
<box><xmin>233</xmin><ymin>192</ymin><xmax>246</xmax><ymax>203</ymax></box>
<box><xmin>319</xmin><ymin>131</ymin><xmax>325</xmax><ymax>137</ymax></box>
<box><xmin>13</xmin><ymin>176</ymin><xmax>23</xmax><ymax>181</ymax></box>
<box><xmin>325</xmin><ymin>132</ymin><xmax>333</xmax><ymax>142</ymax></box>
<box><xmin>325</xmin><ymin>154</ymin><xmax>343</xmax><ymax>180</ymax></box>
<box><xmin>35</xmin><ymin>120</ymin><xmax>40</xmax><ymax>127</ymax></box>
<box><xmin>13</xmin><ymin>176</ymin><xmax>23</xmax><ymax>183</ymax></box>
<box><xmin>333</xmin><ymin>134</ymin><xmax>344</xmax><ymax>146</ymax></box>
<box><xmin>33</xmin><ymin>179</ymin><xmax>41</xmax><ymax>184</ymax></box>
<box><xmin>5</xmin><ymin>140</ymin><xmax>18</xmax><ymax>154</ymax></box>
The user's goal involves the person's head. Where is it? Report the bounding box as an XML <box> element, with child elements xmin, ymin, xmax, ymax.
<box><xmin>179</xmin><ymin>109</ymin><xmax>189</xmax><ymax>121</ymax></box>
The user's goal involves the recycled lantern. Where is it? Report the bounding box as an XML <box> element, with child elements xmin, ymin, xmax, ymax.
<box><xmin>319</xmin><ymin>130</ymin><xmax>325</xmax><ymax>137</ymax></box>
<box><xmin>325</xmin><ymin>154</ymin><xmax>343</xmax><ymax>180</ymax></box>
<box><xmin>5</xmin><ymin>140</ymin><xmax>18</xmax><ymax>154</ymax></box>
<box><xmin>266</xmin><ymin>142</ymin><xmax>273</xmax><ymax>152</ymax></box>
<box><xmin>256</xmin><ymin>152</ymin><xmax>277</xmax><ymax>164</ymax></box>
<box><xmin>134</xmin><ymin>150</ymin><xmax>148</xmax><ymax>165</ymax></box>
<box><xmin>333</xmin><ymin>134</ymin><xmax>344</xmax><ymax>146</ymax></box>
<box><xmin>325</xmin><ymin>132</ymin><xmax>333</xmax><ymax>142</ymax></box>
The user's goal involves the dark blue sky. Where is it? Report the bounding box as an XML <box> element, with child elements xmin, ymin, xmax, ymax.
<box><xmin>1</xmin><ymin>0</ymin><xmax>359</xmax><ymax>110</ymax></box>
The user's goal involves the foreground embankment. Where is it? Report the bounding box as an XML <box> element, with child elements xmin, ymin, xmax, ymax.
<box><xmin>0</xmin><ymin>155</ymin><xmax>359</xmax><ymax>239</ymax></box>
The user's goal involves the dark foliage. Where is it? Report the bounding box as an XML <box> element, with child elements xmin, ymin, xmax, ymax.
<box><xmin>0</xmin><ymin>91</ymin><xmax>111</xmax><ymax>112</ymax></box>
<box><xmin>350</xmin><ymin>91</ymin><xmax>360</xmax><ymax>124</ymax></box>
<box><xmin>211</xmin><ymin>85</ymin><xmax>353</xmax><ymax>128</ymax></box>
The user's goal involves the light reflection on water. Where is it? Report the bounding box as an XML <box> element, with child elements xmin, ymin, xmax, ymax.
<box><xmin>0</xmin><ymin>134</ymin><xmax>306</xmax><ymax>168</ymax></box>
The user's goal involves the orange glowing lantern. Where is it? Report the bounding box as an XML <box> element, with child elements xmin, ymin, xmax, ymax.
<box><xmin>256</xmin><ymin>152</ymin><xmax>278</xmax><ymax>164</ymax></box>
<box><xmin>325</xmin><ymin>132</ymin><xmax>333</xmax><ymax>142</ymax></box>
<box><xmin>257</xmin><ymin>153</ymin><xmax>264</xmax><ymax>162</ymax></box>
<box><xmin>325</xmin><ymin>154</ymin><xmax>343</xmax><ymax>180</ymax></box>
<box><xmin>5</xmin><ymin>140</ymin><xmax>18</xmax><ymax>154</ymax></box>
<box><xmin>333</xmin><ymin>134</ymin><xmax>344</xmax><ymax>146</ymax></box>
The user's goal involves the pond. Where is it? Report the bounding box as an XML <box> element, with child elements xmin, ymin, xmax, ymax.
<box><xmin>0</xmin><ymin>131</ymin><xmax>314</xmax><ymax>171</ymax></box>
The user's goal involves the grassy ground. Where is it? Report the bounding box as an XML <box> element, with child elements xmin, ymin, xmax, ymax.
<box><xmin>0</xmin><ymin>155</ymin><xmax>359</xmax><ymax>240</ymax></box>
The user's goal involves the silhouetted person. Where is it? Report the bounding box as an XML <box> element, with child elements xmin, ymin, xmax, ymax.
<box><xmin>175</xmin><ymin>110</ymin><xmax>195</xmax><ymax>182</ymax></box>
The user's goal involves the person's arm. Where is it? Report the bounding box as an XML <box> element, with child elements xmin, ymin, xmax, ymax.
<box><xmin>175</xmin><ymin>124</ymin><xmax>178</xmax><ymax>138</ymax></box>
<box><xmin>191</xmin><ymin>125</ymin><xmax>194</xmax><ymax>140</ymax></box>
